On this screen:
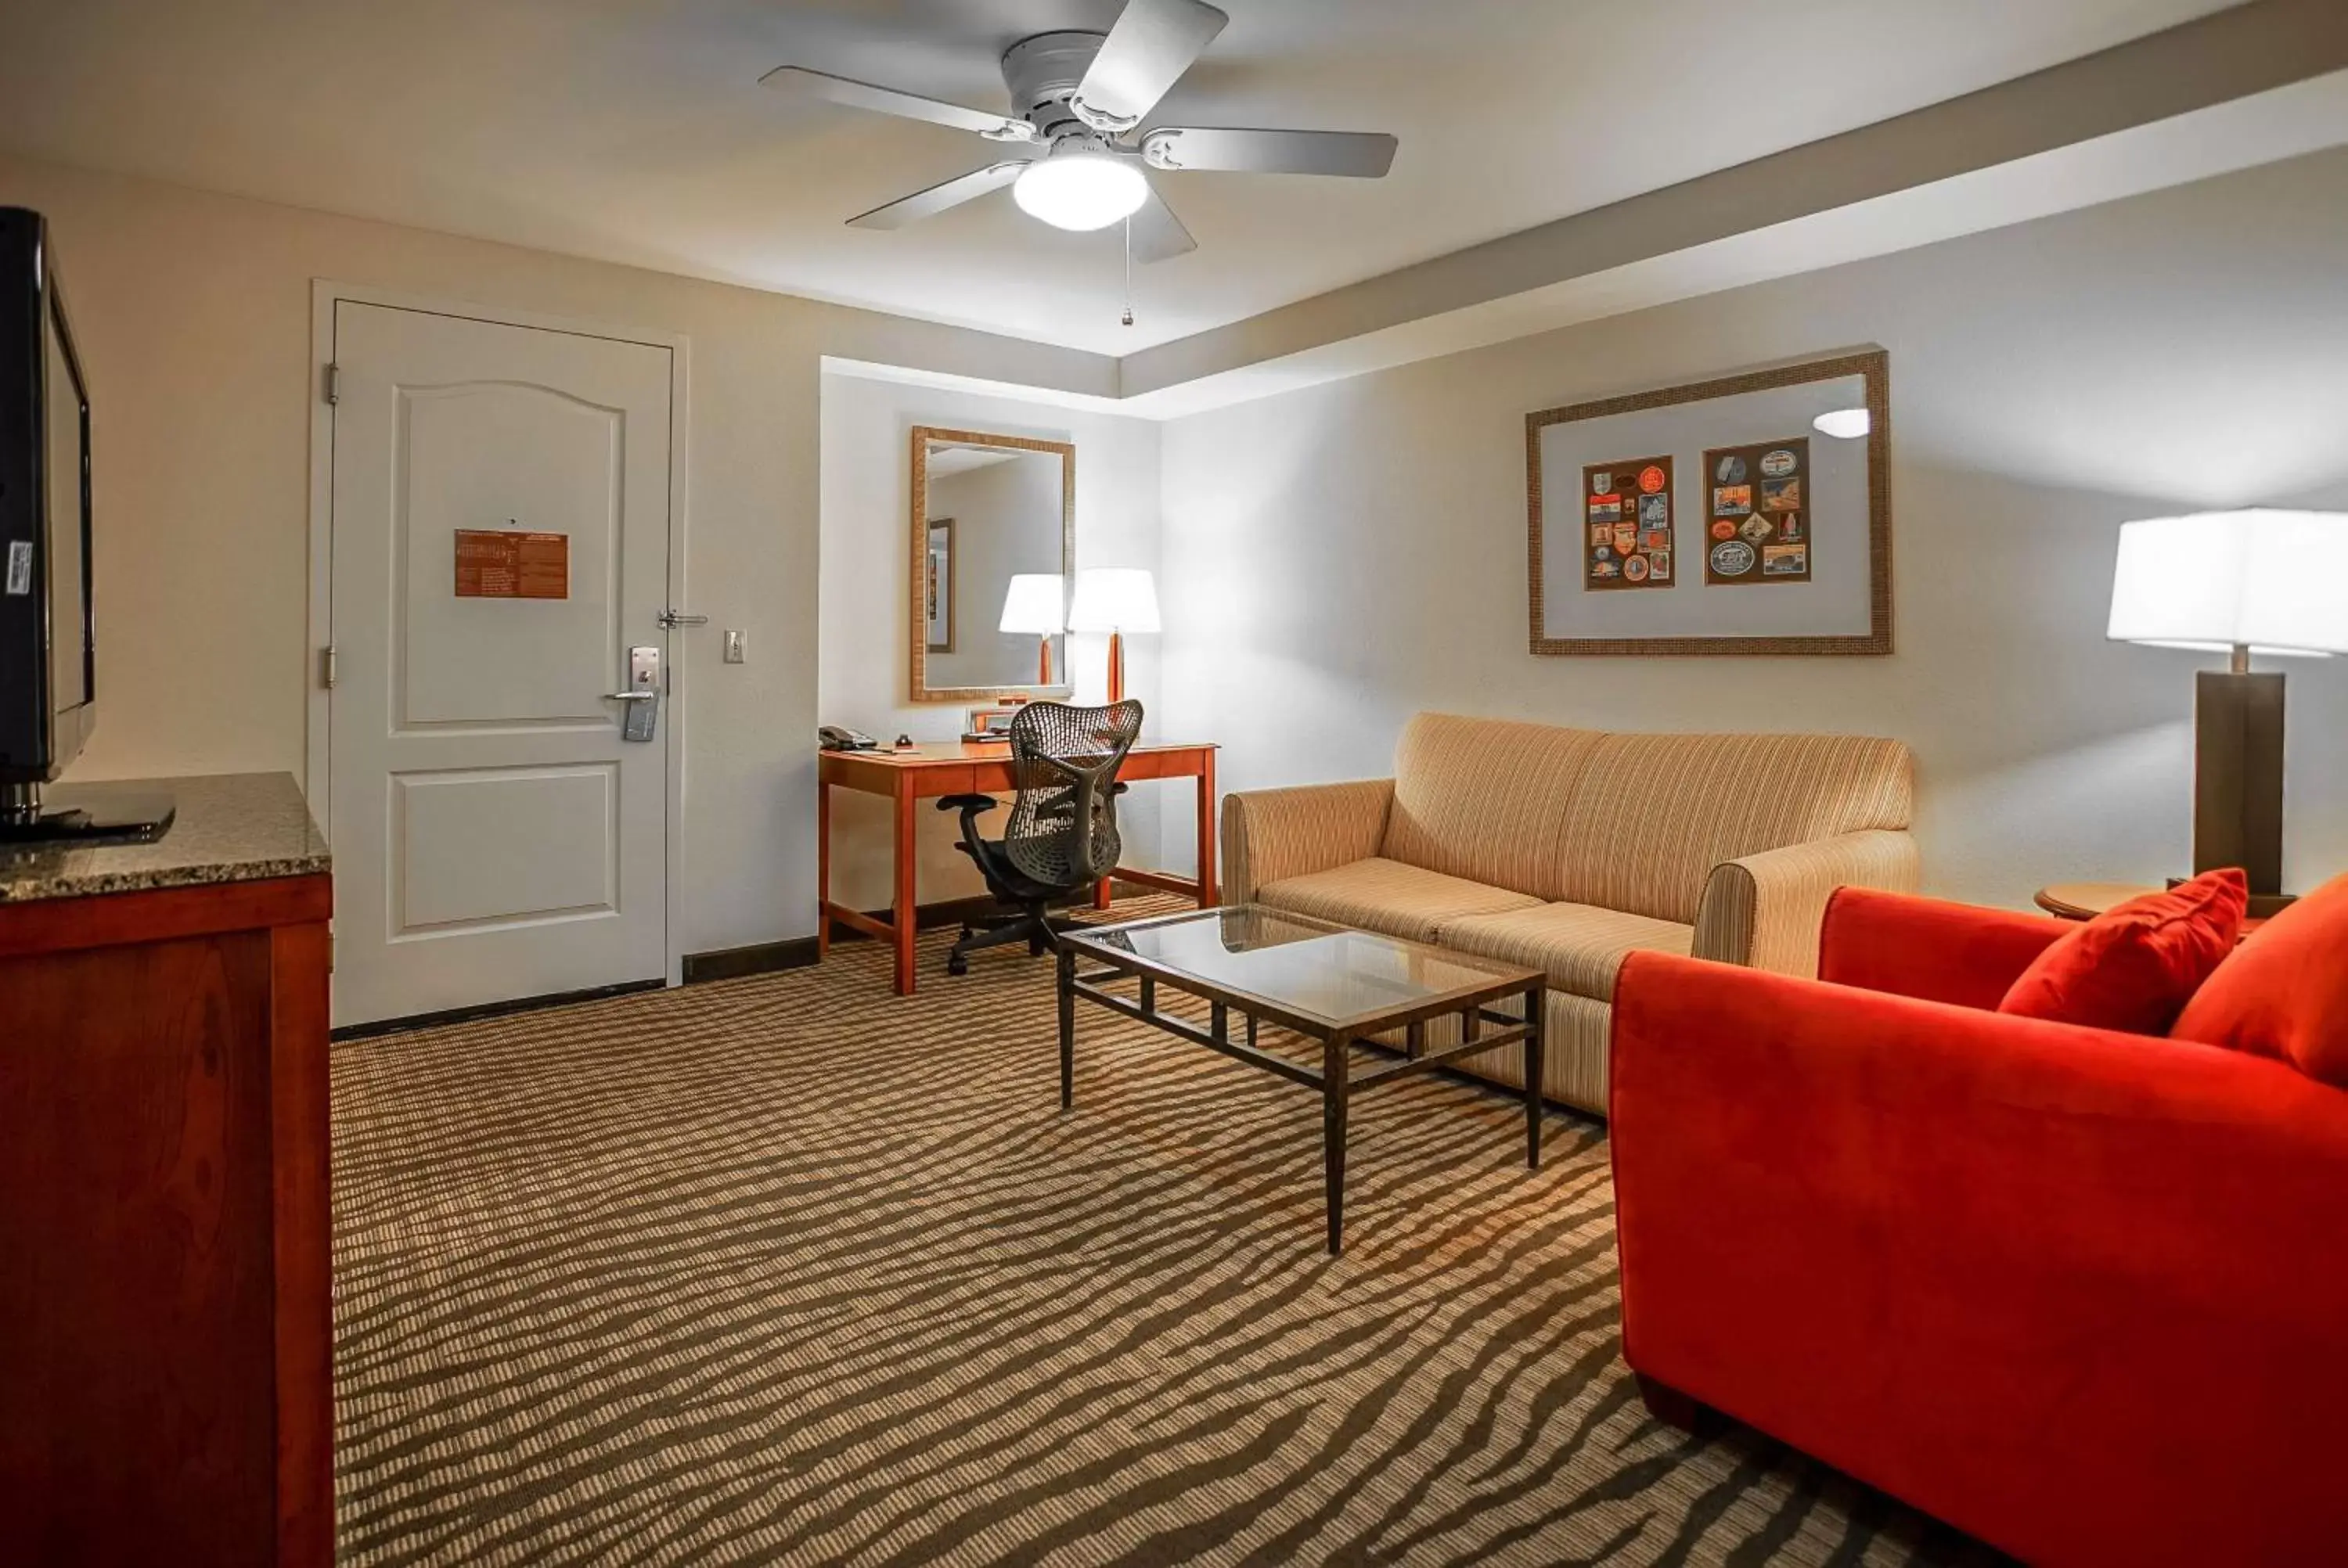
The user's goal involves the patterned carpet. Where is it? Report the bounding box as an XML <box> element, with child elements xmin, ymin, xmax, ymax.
<box><xmin>333</xmin><ymin>897</ymin><xmax>2001</xmax><ymax>1566</ymax></box>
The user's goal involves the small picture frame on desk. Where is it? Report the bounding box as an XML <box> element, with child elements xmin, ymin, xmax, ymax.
<box><xmin>965</xmin><ymin>705</ymin><xmax>1019</xmax><ymax>742</ymax></box>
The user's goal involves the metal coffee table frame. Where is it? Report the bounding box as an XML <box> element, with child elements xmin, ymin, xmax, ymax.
<box><xmin>1056</xmin><ymin>906</ymin><xmax>1548</xmax><ymax>1254</ymax></box>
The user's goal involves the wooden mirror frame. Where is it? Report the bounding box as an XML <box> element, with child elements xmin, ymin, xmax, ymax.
<box><xmin>909</xmin><ymin>426</ymin><xmax>1076</xmax><ymax>704</ymax></box>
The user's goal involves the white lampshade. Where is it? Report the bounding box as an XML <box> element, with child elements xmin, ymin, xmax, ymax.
<box><xmin>1012</xmin><ymin>152</ymin><xmax>1147</xmax><ymax>232</ymax></box>
<box><xmin>998</xmin><ymin>574</ymin><xmax>1065</xmax><ymax>635</ymax></box>
<box><xmin>2108</xmin><ymin>509</ymin><xmax>2348</xmax><ymax>656</ymax></box>
<box><xmin>1068</xmin><ymin>568</ymin><xmax>1161</xmax><ymax>634</ymax></box>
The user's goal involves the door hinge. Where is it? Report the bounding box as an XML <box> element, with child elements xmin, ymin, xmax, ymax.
<box><xmin>319</xmin><ymin>645</ymin><xmax>337</xmax><ymax>689</ymax></box>
<box><xmin>324</xmin><ymin>363</ymin><xmax>342</xmax><ymax>405</ymax></box>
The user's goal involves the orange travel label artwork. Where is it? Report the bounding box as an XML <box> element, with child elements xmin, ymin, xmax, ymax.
<box><xmin>454</xmin><ymin>529</ymin><xmax>570</xmax><ymax>600</ymax></box>
<box><xmin>1701</xmin><ymin>437</ymin><xmax>1810</xmax><ymax>584</ymax></box>
<box><xmin>1582</xmin><ymin>455</ymin><xmax>1673</xmax><ymax>591</ymax></box>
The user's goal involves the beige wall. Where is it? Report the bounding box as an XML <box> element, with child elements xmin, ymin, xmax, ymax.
<box><xmin>1158</xmin><ymin>147</ymin><xmax>2348</xmax><ymax>908</ymax></box>
<box><xmin>0</xmin><ymin>153</ymin><xmax>1116</xmax><ymax>955</ymax></box>
<box><xmin>817</xmin><ymin>369</ymin><xmax>1164</xmax><ymax>914</ymax></box>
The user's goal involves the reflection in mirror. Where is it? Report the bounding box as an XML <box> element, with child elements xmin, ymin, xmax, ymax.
<box><xmin>911</xmin><ymin>427</ymin><xmax>1074</xmax><ymax>703</ymax></box>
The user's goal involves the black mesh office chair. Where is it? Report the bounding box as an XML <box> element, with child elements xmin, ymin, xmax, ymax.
<box><xmin>937</xmin><ymin>699</ymin><xmax>1143</xmax><ymax>976</ymax></box>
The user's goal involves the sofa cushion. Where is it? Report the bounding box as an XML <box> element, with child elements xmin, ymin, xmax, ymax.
<box><xmin>2174</xmin><ymin>872</ymin><xmax>2348</xmax><ymax>1086</ymax></box>
<box><xmin>1554</xmin><ymin>731</ymin><xmax>1914</xmax><ymax>923</ymax></box>
<box><xmin>1999</xmin><ymin>869</ymin><xmax>2245</xmax><ymax>1035</ymax></box>
<box><xmin>1435</xmin><ymin>901</ymin><xmax>1694</xmax><ymax>1002</ymax></box>
<box><xmin>1255</xmin><ymin>857</ymin><xmax>1541</xmax><ymax>944</ymax></box>
<box><xmin>1381</xmin><ymin>712</ymin><xmax>1605</xmax><ymax>901</ymax></box>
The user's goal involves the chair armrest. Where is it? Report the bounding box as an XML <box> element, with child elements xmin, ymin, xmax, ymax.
<box><xmin>1818</xmin><ymin>885</ymin><xmax>2066</xmax><ymax>1009</ymax></box>
<box><xmin>935</xmin><ymin>793</ymin><xmax>1001</xmax><ymax>815</ymax></box>
<box><xmin>1691</xmin><ymin>829</ymin><xmax>1920</xmax><ymax>976</ymax></box>
<box><xmin>1609</xmin><ymin>951</ymin><xmax>2348</xmax><ymax>1565</ymax></box>
<box><xmin>1219</xmin><ymin>779</ymin><xmax>1394</xmax><ymax>904</ymax></box>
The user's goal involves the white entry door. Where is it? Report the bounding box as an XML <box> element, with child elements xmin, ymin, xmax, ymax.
<box><xmin>327</xmin><ymin>301</ymin><xmax>675</xmax><ymax>1028</ymax></box>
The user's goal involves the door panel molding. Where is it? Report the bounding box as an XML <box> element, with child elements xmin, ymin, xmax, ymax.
<box><xmin>388</xmin><ymin>761</ymin><xmax>621</xmax><ymax>937</ymax></box>
<box><xmin>391</xmin><ymin>380</ymin><xmax>627</xmax><ymax>730</ymax></box>
<box><xmin>308</xmin><ymin>282</ymin><xmax>692</xmax><ymax>1007</ymax></box>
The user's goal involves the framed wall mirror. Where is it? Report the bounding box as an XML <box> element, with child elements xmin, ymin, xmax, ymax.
<box><xmin>909</xmin><ymin>426</ymin><xmax>1075</xmax><ymax>703</ymax></box>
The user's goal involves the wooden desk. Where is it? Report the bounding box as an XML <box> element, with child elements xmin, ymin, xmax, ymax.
<box><xmin>819</xmin><ymin>740</ymin><xmax>1219</xmax><ymax>994</ymax></box>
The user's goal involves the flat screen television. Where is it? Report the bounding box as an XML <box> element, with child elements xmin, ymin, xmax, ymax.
<box><xmin>0</xmin><ymin>207</ymin><xmax>169</xmax><ymax>843</ymax></box>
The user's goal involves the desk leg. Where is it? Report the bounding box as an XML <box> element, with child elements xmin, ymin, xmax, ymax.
<box><xmin>1094</xmin><ymin>875</ymin><xmax>1114</xmax><ymax>911</ymax></box>
<box><xmin>892</xmin><ymin>778</ymin><xmax>917</xmax><ymax>996</ymax></box>
<box><xmin>816</xmin><ymin>777</ymin><xmax>832</xmax><ymax>959</ymax></box>
<box><xmin>1196</xmin><ymin>750</ymin><xmax>1219</xmax><ymax>908</ymax></box>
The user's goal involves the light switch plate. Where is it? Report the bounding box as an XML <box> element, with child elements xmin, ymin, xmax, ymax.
<box><xmin>722</xmin><ymin>629</ymin><xmax>747</xmax><ymax>664</ymax></box>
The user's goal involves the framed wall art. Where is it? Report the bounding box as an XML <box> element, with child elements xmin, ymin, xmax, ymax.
<box><xmin>1526</xmin><ymin>349</ymin><xmax>1889</xmax><ymax>655</ymax></box>
<box><xmin>924</xmin><ymin>517</ymin><xmax>955</xmax><ymax>655</ymax></box>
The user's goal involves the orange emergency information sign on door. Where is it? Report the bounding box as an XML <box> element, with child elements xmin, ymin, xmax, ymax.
<box><xmin>454</xmin><ymin>530</ymin><xmax>569</xmax><ymax>599</ymax></box>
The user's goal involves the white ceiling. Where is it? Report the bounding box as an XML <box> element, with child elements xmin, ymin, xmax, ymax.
<box><xmin>0</xmin><ymin>0</ymin><xmax>2245</xmax><ymax>354</ymax></box>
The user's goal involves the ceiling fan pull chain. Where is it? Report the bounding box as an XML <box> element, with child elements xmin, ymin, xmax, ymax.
<box><xmin>1122</xmin><ymin>214</ymin><xmax>1136</xmax><ymax>328</ymax></box>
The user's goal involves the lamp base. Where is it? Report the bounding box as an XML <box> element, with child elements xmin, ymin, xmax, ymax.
<box><xmin>2193</xmin><ymin>666</ymin><xmax>2285</xmax><ymax>897</ymax></box>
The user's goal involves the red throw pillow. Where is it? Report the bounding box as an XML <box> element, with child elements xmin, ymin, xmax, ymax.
<box><xmin>2173</xmin><ymin>872</ymin><xmax>2348</xmax><ymax>1087</ymax></box>
<box><xmin>1997</xmin><ymin>869</ymin><xmax>2247</xmax><ymax>1034</ymax></box>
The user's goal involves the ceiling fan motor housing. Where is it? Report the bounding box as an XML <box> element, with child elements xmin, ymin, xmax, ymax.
<box><xmin>1002</xmin><ymin>31</ymin><xmax>1119</xmax><ymax>144</ymax></box>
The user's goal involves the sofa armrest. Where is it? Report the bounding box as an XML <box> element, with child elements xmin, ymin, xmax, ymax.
<box><xmin>1692</xmin><ymin>829</ymin><xmax>1920</xmax><ymax>976</ymax></box>
<box><xmin>1818</xmin><ymin>885</ymin><xmax>2066</xmax><ymax>1009</ymax></box>
<box><xmin>1610</xmin><ymin>951</ymin><xmax>2348</xmax><ymax>1566</ymax></box>
<box><xmin>1219</xmin><ymin>779</ymin><xmax>1394</xmax><ymax>904</ymax></box>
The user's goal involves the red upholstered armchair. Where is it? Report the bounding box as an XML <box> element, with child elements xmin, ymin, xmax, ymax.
<box><xmin>1610</xmin><ymin>886</ymin><xmax>2348</xmax><ymax>1568</ymax></box>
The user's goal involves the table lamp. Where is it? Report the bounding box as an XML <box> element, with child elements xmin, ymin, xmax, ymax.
<box><xmin>1068</xmin><ymin>567</ymin><xmax>1159</xmax><ymax>705</ymax></box>
<box><xmin>998</xmin><ymin>573</ymin><xmax>1066</xmax><ymax>686</ymax></box>
<box><xmin>2107</xmin><ymin>509</ymin><xmax>2348</xmax><ymax>914</ymax></box>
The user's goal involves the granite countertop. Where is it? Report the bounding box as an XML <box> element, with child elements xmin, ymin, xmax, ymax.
<box><xmin>0</xmin><ymin>772</ymin><xmax>330</xmax><ymax>904</ymax></box>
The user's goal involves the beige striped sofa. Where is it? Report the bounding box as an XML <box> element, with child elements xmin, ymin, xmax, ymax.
<box><xmin>1219</xmin><ymin>712</ymin><xmax>1918</xmax><ymax>1113</ymax></box>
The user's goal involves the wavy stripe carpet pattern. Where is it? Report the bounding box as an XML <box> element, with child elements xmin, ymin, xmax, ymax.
<box><xmin>333</xmin><ymin>897</ymin><xmax>1999</xmax><ymax>1566</ymax></box>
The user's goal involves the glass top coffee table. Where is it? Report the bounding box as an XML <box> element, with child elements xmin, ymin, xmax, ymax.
<box><xmin>1056</xmin><ymin>904</ymin><xmax>1548</xmax><ymax>1254</ymax></box>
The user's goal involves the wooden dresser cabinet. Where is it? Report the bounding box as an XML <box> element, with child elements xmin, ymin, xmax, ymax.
<box><xmin>0</xmin><ymin>775</ymin><xmax>333</xmax><ymax>1567</ymax></box>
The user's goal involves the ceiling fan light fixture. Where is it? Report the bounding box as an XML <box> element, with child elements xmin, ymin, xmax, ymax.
<box><xmin>1013</xmin><ymin>150</ymin><xmax>1148</xmax><ymax>232</ymax></box>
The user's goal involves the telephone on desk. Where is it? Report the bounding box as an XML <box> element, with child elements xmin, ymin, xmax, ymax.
<box><xmin>818</xmin><ymin>725</ymin><xmax>878</xmax><ymax>752</ymax></box>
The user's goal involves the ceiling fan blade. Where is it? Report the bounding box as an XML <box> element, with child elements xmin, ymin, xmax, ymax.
<box><xmin>1071</xmin><ymin>0</ymin><xmax>1229</xmax><ymax>133</ymax></box>
<box><xmin>760</xmin><ymin>65</ymin><xmax>1038</xmax><ymax>143</ymax></box>
<box><xmin>1129</xmin><ymin>185</ymin><xmax>1196</xmax><ymax>264</ymax></box>
<box><xmin>1143</xmin><ymin>127</ymin><xmax>1398</xmax><ymax>178</ymax></box>
<box><xmin>848</xmin><ymin>162</ymin><xmax>1029</xmax><ymax>230</ymax></box>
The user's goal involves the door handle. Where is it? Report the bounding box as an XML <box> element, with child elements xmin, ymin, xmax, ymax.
<box><xmin>612</xmin><ymin>646</ymin><xmax>661</xmax><ymax>742</ymax></box>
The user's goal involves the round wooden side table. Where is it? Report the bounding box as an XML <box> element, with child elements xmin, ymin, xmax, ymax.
<box><xmin>2036</xmin><ymin>880</ymin><xmax>2278</xmax><ymax>937</ymax></box>
<box><xmin>2033</xmin><ymin>883</ymin><xmax>2160</xmax><ymax>921</ymax></box>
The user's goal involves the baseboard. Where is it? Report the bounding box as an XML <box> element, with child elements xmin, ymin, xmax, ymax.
<box><xmin>332</xmin><ymin>978</ymin><xmax>667</xmax><ymax>1041</ymax></box>
<box><xmin>681</xmin><ymin>895</ymin><xmax>1007</xmax><ymax>984</ymax></box>
<box><xmin>682</xmin><ymin>935</ymin><xmax>822</xmax><ymax>984</ymax></box>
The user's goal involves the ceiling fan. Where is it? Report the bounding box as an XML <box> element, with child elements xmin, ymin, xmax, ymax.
<box><xmin>759</xmin><ymin>0</ymin><xmax>1398</xmax><ymax>261</ymax></box>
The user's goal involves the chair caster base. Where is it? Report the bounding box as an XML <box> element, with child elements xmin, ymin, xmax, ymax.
<box><xmin>945</xmin><ymin>953</ymin><xmax>969</xmax><ymax>977</ymax></box>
